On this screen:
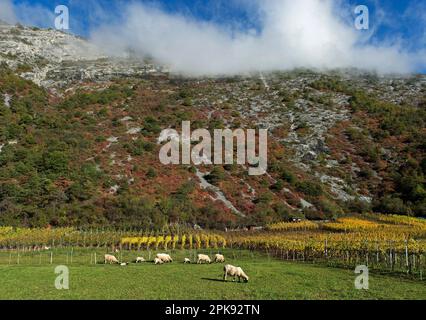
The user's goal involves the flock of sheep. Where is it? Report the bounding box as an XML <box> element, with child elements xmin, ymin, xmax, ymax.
<box><xmin>104</xmin><ymin>253</ymin><xmax>249</xmax><ymax>283</ymax></box>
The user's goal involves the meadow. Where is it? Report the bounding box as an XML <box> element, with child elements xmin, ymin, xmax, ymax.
<box><xmin>0</xmin><ymin>249</ymin><xmax>425</xmax><ymax>300</ymax></box>
<box><xmin>1</xmin><ymin>214</ymin><xmax>426</xmax><ymax>300</ymax></box>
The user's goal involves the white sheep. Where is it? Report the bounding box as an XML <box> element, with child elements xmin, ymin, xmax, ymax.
<box><xmin>104</xmin><ymin>254</ymin><xmax>119</xmax><ymax>264</ymax></box>
<box><xmin>120</xmin><ymin>262</ymin><xmax>129</xmax><ymax>266</ymax></box>
<box><xmin>184</xmin><ymin>258</ymin><xmax>191</xmax><ymax>264</ymax></box>
<box><xmin>197</xmin><ymin>254</ymin><xmax>211</xmax><ymax>264</ymax></box>
<box><xmin>223</xmin><ymin>264</ymin><xmax>249</xmax><ymax>283</ymax></box>
<box><xmin>156</xmin><ymin>253</ymin><xmax>173</xmax><ymax>263</ymax></box>
<box><xmin>214</xmin><ymin>254</ymin><xmax>225</xmax><ymax>263</ymax></box>
<box><xmin>136</xmin><ymin>257</ymin><xmax>146</xmax><ymax>263</ymax></box>
<box><xmin>154</xmin><ymin>257</ymin><xmax>164</xmax><ymax>265</ymax></box>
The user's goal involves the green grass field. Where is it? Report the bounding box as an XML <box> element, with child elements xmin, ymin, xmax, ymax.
<box><xmin>0</xmin><ymin>249</ymin><xmax>425</xmax><ymax>300</ymax></box>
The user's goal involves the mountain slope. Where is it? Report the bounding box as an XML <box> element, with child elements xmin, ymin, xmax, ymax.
<box><xmin>0</xmin><ymin>24</ymin><xmax>425</xmax><ymax>228</ymax></box>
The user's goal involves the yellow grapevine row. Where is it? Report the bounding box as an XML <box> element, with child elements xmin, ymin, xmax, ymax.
<box><xmin>267</xmin><ymin>220</ymin><xmax>319</xmax><ymax>232</ymax></box>
<box><xmin>226</xmin><ymin>232</ymin><xmax>426</xmax><ymax>254</ymax></box>
<box><xmin>0</xmin><ymin>228</ymin><xmax>224</xmax><ymax>249</ymax></box>
<box><xmin>121</xmin><ymin>233</ymin><xmax>227</xmax><ymax>250</ymax></box>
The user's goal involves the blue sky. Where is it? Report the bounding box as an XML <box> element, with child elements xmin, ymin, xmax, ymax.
<box><xmin>11</xmin><ymin>0</ymin><xmax>425</xmax><ymax>43</ymax></box>
<box><xmin>5</xmin><ymin>0</ymin><xmax>426</xmax><ymax>74</ymax></box>
<box><xmin>11</xmin><ymin>0</ymin><xmax>263</xmax><ymax>35</ymax></box>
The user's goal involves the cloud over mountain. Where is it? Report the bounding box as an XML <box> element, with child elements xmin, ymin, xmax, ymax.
<box><xmin>0</xmin><ymin>0</ymin><xmax>17</xmax><ymax>24</ymax></box>
<box><xmin>90</xmin><ymin>0</ymin><xmax>425</xmax><ymax>75</ymax></box>
<box><xmin>2</xmin><ymin>0</ymin><xmax>425</xmax><ymax>75</ymax></box>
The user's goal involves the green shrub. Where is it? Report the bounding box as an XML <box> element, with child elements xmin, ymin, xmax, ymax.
<box><xmin>183</xmin><ymin>97</ymin><xmax>193</xmax><ymax>107</ymax></box>
<box><xmin>282</xmin><ymin>171</ymin><xmax>296</xmax><ymax>184</ymax></box>
<box><xmin>296</xmin><ymin>181</ymin><xmax>323</xmax><ymax>197</ymax></box>
<box><xmin>205</xmin><ymin>167</ymin><xmax>226</xmax><ymax>185</ymax></box>
<box><xmin>143</xmin><ymin>117</ymin><xmax>161</xmax><ymax>134</ymax></box>
<box><xmin>146</xmin><ymin>168</ymin><xmax>157</xmax><ymax>179</ymax></box>
<box><xmin>40</xmin><ymin>151</ymin><xmax>69</xmax><ymax>175</ymax></box>
<box><xmin>374</xmin><ymin>196</ymin><xmax>411</xmax><ymax>215</ymax></box>
<box><xmin>271</xmin><ymin>180</ymin><xmax>284</xmax><ymax>191</ymax></box>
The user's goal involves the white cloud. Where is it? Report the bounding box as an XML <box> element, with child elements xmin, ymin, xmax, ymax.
<box><xmin>0</xmin><ymin>0</ymin><xmax>17</xmax><ymax>24</ymax></box>
<box><xmin>89</xmin><ymin>0</ymin><xmax>425</xmax><ymax>75</ymax></box>
<box><xmin>0</xmin><ymin>0</ymin><xmax>54</xmax><ymax>28</ymax></box>
<box><xmin>2</xmin><ymin>0</ymin><xmax>425</xmax><ymax>75</ymax></box>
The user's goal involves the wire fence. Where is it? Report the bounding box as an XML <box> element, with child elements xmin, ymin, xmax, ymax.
<box><xmin>232</xmin><ymin>243</ymin><xmax>426</xmax><ymax>281</ymax></box>
<box><xmin>0</xmin><ymin>247</ymin><xmax>262</xmax><ymax>266</ymax></box>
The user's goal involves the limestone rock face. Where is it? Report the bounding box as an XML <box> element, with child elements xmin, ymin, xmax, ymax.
<box><xmin>189</xmin><ymin>71</ymin><xmax>425</xmax><ymax>205</ymax></box>
<box><xmin>0</xmin><ymin>23</ymin><xmax>168</xmax><ymax>87</ymax></box>
<box><xmin>1</xmin><ymin>22</ymin><xmax>425</xmax><ymax>218</ymax></box>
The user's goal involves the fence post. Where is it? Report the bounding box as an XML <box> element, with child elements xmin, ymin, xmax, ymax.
<box><xmin>405</xmin><ymin>240</ymin><xmax>409</xmax><ymax>274</ymax></box>
<box><xmin>376</xmin><ymin>242</ymin><xmax>379</xmax><ymax>265</ymax></box>
<box><xmin>325</xmin><ymin>239</ymin><xmax>328</xmax><ymax>258</ymax></box>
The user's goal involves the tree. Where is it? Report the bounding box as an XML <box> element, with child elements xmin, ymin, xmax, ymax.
<box><xmin>270</xmin><ymin>180</ymin><xmax>284</xmax><ymax>191</ymax></box>
<box><xmin>296</xmin><ymin>181</ymin><xmax>323</xmax><ymax>197</ymax></box>
<box><xmin>146</xmin><ymin>168</ymin><xmax>157</xmax><ymax>179</ymax></box>
<box><xmin>205</xmin><ymin>167</ymin><xmax>226</xmax><ymax>185</ymax></box>
<box><xmin>40</xmin><ymin>151</ymin><xmax>69</xmax><ymax>175</ymax></box>
<box><xmin>374</xmin><ymin>196</ymin><xmax>411</xmax><ymax>216</ymax></box>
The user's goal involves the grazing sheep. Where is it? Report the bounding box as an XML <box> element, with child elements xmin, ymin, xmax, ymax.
<box><xmin>136</xmin><ymin>257</ymin><xmax>146</xmax><ymax>263</ymax></box>
<box><xmin>214</xmin><ymin>254</ymin><xmax>225</xmax><ymax>263</ymax></box>
<box><xmin>104</xmin><ymin>254</ymin><xmax>119</xmax><ymax>264</ymax></box>
<box><xmin>154</xmin><ymin>257</ymin><xmax>164</xmax><ymax>265</ymax></box>
<box><xmin>184</xmin><ymin>258</ymin><xmax>191</xmax><ymax>264</ymax></box>
<box><xmin>223</xmin><ymin>264</ymin><xmax>249</xmax><ymax>283</ymax></box>
<box><xmin>156</xmin><ymin>253</ymin><xmax>173</xmax><ymax>263</ymax></box>
<box><xmin>197</xmin><ymin>254</ymin><xmax>211</xmax><ymax>264</ymax></box>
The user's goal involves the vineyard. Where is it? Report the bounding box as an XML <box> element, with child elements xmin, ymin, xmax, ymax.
<box><xmin>0</xmin><ymin>215</ymin><xmax>425</xmax><ymax>279</ymax></box>
<box><xmin>232</xmin><ymin>215</ymin><xmax>426</xmax><ymax>278</ymax></box>
<box><xmin>0</xmin><ymin>227</ymin><xmax>226</xmax><ymax>250</ymax></box>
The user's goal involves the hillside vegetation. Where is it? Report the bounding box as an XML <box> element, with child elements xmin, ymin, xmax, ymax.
<box><xmin>0</xmin><ymin>63</ymin><xmax>425</xmax><ymax>228</ymax></box>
